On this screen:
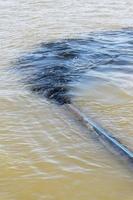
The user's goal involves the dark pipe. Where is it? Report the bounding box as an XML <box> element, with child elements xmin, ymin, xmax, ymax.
<box><xmin>65</xmin><ymin>104</ymin><xmax>133</xmax><ymax>165</ymax></box>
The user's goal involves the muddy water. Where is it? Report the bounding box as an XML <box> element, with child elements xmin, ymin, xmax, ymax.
<box><xmin>0</xmin><ymin>0</ymin><xmax>133</xmax><ymax>200</ymax></box>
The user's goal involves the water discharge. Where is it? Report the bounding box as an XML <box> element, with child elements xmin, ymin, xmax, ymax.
<box><xmin>0</xmin><ymin>1</ymin><xmax>133</xmax><ymax>200</ymax></box>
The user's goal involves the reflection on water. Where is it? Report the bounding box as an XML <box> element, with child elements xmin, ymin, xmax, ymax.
<box><xmin>0</xmin><ymin>0</ymin><xmax>133</xmax><ymax>200</ymax></box>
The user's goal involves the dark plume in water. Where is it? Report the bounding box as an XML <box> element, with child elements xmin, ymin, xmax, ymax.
<box><xmin>13</xmin><ymin>28</ymin><xmax>133</xmax><ymax>166</ymax></box>
<box><xmin>15</xmin><ymin>28</ymin><xmax>133</xmax><ymax>104</ymax></box>
<box><xmin>15</xmin><ymin>39</ymin><xmax>88</xmax><ymax>104</ymax></box>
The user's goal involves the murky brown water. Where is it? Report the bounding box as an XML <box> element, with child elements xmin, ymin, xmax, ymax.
<box><xmin>0</xmin><ymin>0</ymin><xmax>133</xmax><ymax>200</ymax></box>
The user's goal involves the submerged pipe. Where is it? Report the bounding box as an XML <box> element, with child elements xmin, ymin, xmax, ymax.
<box><xmin>16</xmin><ymin>30</ymin><xmax>133</xmax><ymax>167</ymax></box>
<box><xmin>64</xmin><ymin>103</ymin><xmax>133</xmax><ymax>165</ymax></box>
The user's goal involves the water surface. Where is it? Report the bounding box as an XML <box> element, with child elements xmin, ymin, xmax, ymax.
<box><xmin>0</xmin><ymin>1</ymin><xmax>133</xmax><ymax>200</ymax></box>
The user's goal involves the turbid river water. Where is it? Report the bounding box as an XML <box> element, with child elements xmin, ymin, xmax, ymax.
<box><xmin>0</xmin><ymin>1</ymin><xmax>133</xmax><ymax>200</ymax></box>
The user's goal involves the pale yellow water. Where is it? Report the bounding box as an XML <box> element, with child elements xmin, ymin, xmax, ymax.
<box><xmin>0</xmin><ymin>0</ymin><xmax>133</xmax><ymax>200</ymax></box>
